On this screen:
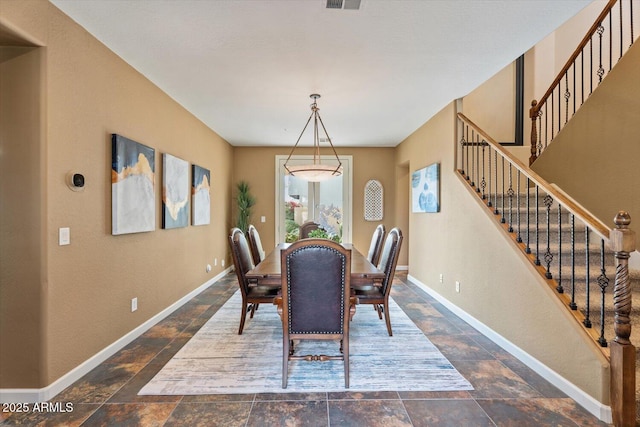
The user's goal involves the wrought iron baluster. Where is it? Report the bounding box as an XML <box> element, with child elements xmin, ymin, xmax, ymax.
<box><xmin>507</xmin><ymin>164</ymin><xmax>514</xmax><ymax>232</ymax></box>
<box><xmin>544</xmin><ymin>194</ymin><xmax>554</xmax><ymax>278</ymax></box>
<box><xmin>493</xmin><ymin>151</ymin><xmax>498</xmax><ymax>215</ymax></box>
<box><xmin>459</xmin><ymin>133</ymin><xmax>466</xmax><ymax>176</ymax></box>
<box><xmin>584</xmin><ymin>227</ymin><xmax>592</xmax><ymax>328</ymax></box>
<box><xmin>597</xmin><ymin>23</ymin><xmax>605</xmax><ymax>84</ymax></box>
<box><xmin>551</xmin><ymin>91</ymin><xmax>555</xmax><ymax>141</ymax></box>
<box><xmin>471</xmin><ymin>130</ymin><xmax>475</xmax><ymax>187</ymax></box>
<box><xmin>480</xmin><ymin>141</ymin><xmax>486</xmax><ymax>199</ymax></box>
<box><xmin>525</xmin><ymin>178</ymin><xmax>531</xmax><ymax>254</ymax></box>
<box><xmin>570</xmin><ymin>213</ymin><xmax>577</xmax><ymax>310</ymax></box>
<box><xmin>465</xmin><ymin>126</ymin><xmax>470</xmax><ymax>180</ymax></box>
<box><xmin>564</xmin><ymin>73</ymin><xmax>570</xmax><ymax>125</ymax></box>
<box><xmin>535</xmin><ymin>186</ymin><xmax>541</xmax><ymax>265</ymax></box>
<box><xmin>501</xmin><ymin>157</ymin><xmax>505</xmax><ymax>223</ymax></box>
<box><xmin>572</xmin><ymin>61</ymin><xmax>576</xmax><ymax>115</ymax></box>
<box><xmin>581</xmin><ymin>49</ymin><xmax>585</xmax><ymax>106</ymax></box>
<box><xmin>516</xmin><ymin>170</ymin><xmax>522</xmax><ymax>243</ymax></box>
<box><xmin>487</xmin><ymin>146</ymin><xmax>492</xmax><ymax>207</ymax></box>
<box><xmin>475</xmin><ymin>136</ymin><xmax>480</xmax><ymax>194</ymax></box>
<box><xmin>543</xmin><ymin>104</ymin><xmax>548</xmax><ymax>152</ymax></box>
<box><xmin>556</xmin><ymin>204</ymin><xmax>564</xmax><ymax>293</ymax></box>
<box><xmin>597</xmin><ymin>238</ymin><xmax>609</xmax><ymax>347</ymax></box>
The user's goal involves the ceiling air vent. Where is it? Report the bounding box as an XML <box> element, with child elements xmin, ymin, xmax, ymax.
<box><xmin>326</xmin><ymin>0</ymin><xmax>361</xmax><ymax>10</ymax></box>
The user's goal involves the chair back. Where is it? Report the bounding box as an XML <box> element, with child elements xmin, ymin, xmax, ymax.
<box><xmin>247</xmin><ymin>224</ymin><xmax>265</xmax><ymax>265</ymax></box>
<box><xmin>281</xmin><ymin>239</ymin><xmax>351</xmax><ymax>335</ymax></box>
<box><xmin>377</xmin><ymin>228</ymin><xmax>403</xmax><ymax>297</ymax></box>
<box><xmin>228</xmin><ymin>227</ymin><xmax>255</xmax><ymax>296</ymax></box>
<box><xmin>299</xmin><ymin>221</ymin><xmax>320</xmax><ymax>239</ymax></box>
<box><xmin>366</xmin><ymin>224</ymin><xmax>386</xmax><ymax>266</ymax></box>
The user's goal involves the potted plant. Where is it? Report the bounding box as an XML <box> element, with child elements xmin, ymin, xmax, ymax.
<box><xmin>235</xmin><ymin>181</ymin><xmax>256</xmax><ymax>233</ymax></box>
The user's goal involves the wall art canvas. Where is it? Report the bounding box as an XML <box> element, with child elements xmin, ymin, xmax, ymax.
<box><xmin>162</xmin><ymin>153</ymin><xmax>190</xmax><ymax>229</ymax></box>
<box><xmin>412</xmin><ymin>162</ymin><xmax>440</xmax><ymax>213</ymax></box>
<box><xmin>112</xmin><ymin>134</ymin><xmax>156</xmax><ymax>235</ymax></box>
<box><xmin>192</xmin><ymin>164</ymin><xmax>211</xmax><ymax>226</ymax></box>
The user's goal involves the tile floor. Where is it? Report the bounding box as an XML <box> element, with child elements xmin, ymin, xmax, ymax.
<box><xmin>0</xmin><ymin>273</ymin><xmax>610</xmax><ymax>426</ymax></box>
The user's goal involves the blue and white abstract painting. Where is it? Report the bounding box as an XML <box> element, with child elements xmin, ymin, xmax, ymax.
<box><xmin>162</xmin><ymin>153</ymin><xmax>189</xmax><ymax>229</ymax></box>
<box><xmin>192</xmin><ymin>164</ymin><xmax>211</xmax><ymax>226</ymax></box>
<box><xmin>111</xmin><ymin>134</ymin><xmax>155</xmax><ymax>235</ymax></box>
<box><xmin>411</xmin><ymin>162</ymin><xmax>439</xmax><ymax>213</ymax></box>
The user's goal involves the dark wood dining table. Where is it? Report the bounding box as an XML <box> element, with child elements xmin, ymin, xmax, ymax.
<box><xmin>245</xmin><ymin>243</ymin><xmax>385</xmax><ymax>290</ymax></box>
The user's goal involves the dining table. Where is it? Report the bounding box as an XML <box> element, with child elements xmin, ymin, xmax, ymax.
<box><xmin>245</xmin><ymin>242</ymin><xmax>385</xmax><ymax>290</ymax></box>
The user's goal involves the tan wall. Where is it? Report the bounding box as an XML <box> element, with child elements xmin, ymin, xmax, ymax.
<box><xmin>462</xmin><ymin>62</ymin><xmax>516</xmax><ymax>143</ymax></box>
<box><xmin>0</xmin><ymin>1</ymin><xmax>233</xmax><ymax>387</ymax></box>
<box><xmin>232</xmin><ymin>146</ymin><xmax>407</xmax><ymax>266</ymax></box>
<box><xmin>396</xmin><ymin>101</ymin><xmax>609</xmax><ymax>403</ymax></box>
<box><xmin>0</xmin><ymin>45</ymin><xmax>45</xmax><ymax>387</ymax></box>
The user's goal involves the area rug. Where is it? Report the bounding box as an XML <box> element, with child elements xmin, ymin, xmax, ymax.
<box><xmin>139</xmin><ymin>291</ymin><xmax>473</xmax><ymax>395</ymax></box>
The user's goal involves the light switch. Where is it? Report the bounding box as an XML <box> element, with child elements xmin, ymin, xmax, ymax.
<box><xmin>59</xmin><ymin>227</ymin><xmax>70</xmax><ymax>245</ymax></box>
<box><xmin>261</xmin><ymin>216</ymin><xmax>266</xmax><ymax>223</ymax></box>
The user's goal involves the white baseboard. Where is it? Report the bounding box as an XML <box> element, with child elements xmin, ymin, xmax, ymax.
<box><xmin>396</xmin><ymin>265</ymin><xmax>408</xmax><ymax>271</ymax></box>
<box><xmin>407</xmin><ymin>274</ymin><xmax>613</xmax><ymax>424</ymax></box>
<box><xmin>0</xmin><ymin>268</ymin><xmax>232</xmax><ymax>404</ymax></box>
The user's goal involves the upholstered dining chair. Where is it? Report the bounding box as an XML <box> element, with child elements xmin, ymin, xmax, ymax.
<box><xmin>228</xmin><ymin>227</ymin><xmax>279</xmax><ymax>335</ymax></box>
<box><xmin>366</xmin><ymin>224</ymin><xmax>386</xmax><ymax>266</ymax></box>
<box><xmin>274</xmin><ymin>239</ymin><xmax>355</xmax><ymax>388</ymax></box>
<box><xmin>354</xmin><ymin>227</ymin><xmax>403</xmax><ymax>336</ymax></box>
<box><xmin>247</xmin><ymin>224</ymin><xmax>265</xmax><ymax>266</ymax></box>
<box><xmin>298</xmin><ymin>220</ymin><xmax>320</xmax><ymax>239</ymax></box>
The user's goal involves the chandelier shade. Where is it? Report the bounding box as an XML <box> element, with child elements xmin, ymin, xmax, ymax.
<box><xmin>283</xmin><ymin>94</ymin><xmax>343</xmax><ymax>182</ymax></box>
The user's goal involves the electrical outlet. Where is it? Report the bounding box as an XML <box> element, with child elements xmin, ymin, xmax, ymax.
<box><xmin>214</xmin><ymin>258</ymin><xmax>218</xmax><ymax>266</ymax></box>
<box><xmin>455</xmin><ymin>281</ymin><xmax>460</xmax><ymax>293</ymax></box>
<box><xmin>439</xmin><ymin>274</ymin><xmax>444</xmax><ymax>283</ymax></box>
<box><xmin>221</xmin><ymin>259</ymin><xmax>225</xmax><ymax>267</ymax></box>
<box><xmin>131</xmin><ymin>297</ymin><xmax>138</xmax><ymax>312</ymax></box>
<box><xmin>206</xmin><ymin>264</ymin><xmax>212</xmax><ymax>273</ymax></box>
<box><xmin>261</xmin><ymin>216</ymin><xmax>266</xmax><ymax>223</ymax></box>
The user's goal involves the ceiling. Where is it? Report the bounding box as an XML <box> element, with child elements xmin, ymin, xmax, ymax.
<box><xmin>50</xmin><ymin>0</ymin><xmax>593</xmax><ymax>148</ymax></box>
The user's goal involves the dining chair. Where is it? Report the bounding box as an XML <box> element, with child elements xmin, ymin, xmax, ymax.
<box><xmin>247</xmin><ymin>224</ymin><xmax>265</xmax><ymax>265</ymax></box>
<box><xmin>299</xmin><ymin>220</ymin><xmax>320</xmax><ymax>239</ymax></box>
<box><xmin>366</xmin><ymin>224</ymin><xmax>386</xmax><ymax>266</ymax></box>
<box><xmin>274</xmin><ymin>239</ymin><xmax>355</xmax><ymax>388</ymax></box>
<box><xmin>354</xmin><ymin>227</ymin><xmax>403</xmax><ymax>336</ymax></box>
<box><xmin>228</xmin><ymin>227</ymin><xmax>279</xmax><ymax>335</ymax></box>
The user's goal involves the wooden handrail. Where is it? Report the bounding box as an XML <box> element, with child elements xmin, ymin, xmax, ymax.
<box><xmin>458</xmin><ymin>112</ymin><xmax>610</xmax><ymax>239</ymax></box>
<box><xmin>531</xmin><ymin>0</ymin><xmax>618</xmax><ymax>114</ymax></box>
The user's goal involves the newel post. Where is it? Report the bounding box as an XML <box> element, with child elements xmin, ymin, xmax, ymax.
<box><xmin>609</xmin><ymin>211</ymin><xmax>636</xmax><ymax>427</ymax></box>
<box><xmin>529</xmin><ymin>100</ymin><xmax>538</xmax><ymax>166</ymax></box>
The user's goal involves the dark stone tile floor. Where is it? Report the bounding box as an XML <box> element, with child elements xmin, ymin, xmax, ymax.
<box><xmin>1</xmin><ymin>273</ymin><xmax>611</xmax><ymax>426</ymax></box>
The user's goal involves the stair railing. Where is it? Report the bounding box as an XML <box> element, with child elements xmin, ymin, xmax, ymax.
<box><xmin>457</xmin><ymin>112</ymin><xmax>636</xmax><ymax>425</ymax></box>
<box><xmin>529</xmin><ymin>0</ymin><xmax>638</xmax><ymax>165</ymax></box>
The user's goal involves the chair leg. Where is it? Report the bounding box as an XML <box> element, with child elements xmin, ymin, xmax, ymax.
<box><xmin>376</xmin><ymin>304</ymin><xmax>383</xmax><ymax>319</ymax></box>
<box><xmin>238</xmin><ymin>301</ymin><xmax>248</xmax><ymax>335</ymax></box>
<box><xmin>344</xmin><ymin>338</ymin><xmax>349</xmax><ymax>388</ymax></box>
<box><xmin>282</xmin><ymin>338</ymin><xmax>289</xmax><ymax>388</ymax></box>
<box><xmin>383</xmin><ymin>301</ymin><xmax>392</xmax><ymax>336</ymax></box>
<box><xmin>250</xmin><ymin>303</ymin><xmax>257</xmax><ymax>318</ymax></box>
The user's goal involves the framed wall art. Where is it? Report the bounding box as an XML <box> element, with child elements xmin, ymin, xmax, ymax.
<box><xmin>411</xmin><ymin>162</ymin><xmax>440</xmax><ymax>213</ymax></box>
<box><xmin>111</xmin><ymin>134</ymin><xmax>156</xmax><ymax>235</ymax></box>
<box><xmin>162</xmin><ymin>153</ymin><xmax>190</xmax><ymax>229</ymax></box>
<box><xmin>192</xmin><ymin>164</ymin><xmax>211</xmax><ymax>226</ymax></box>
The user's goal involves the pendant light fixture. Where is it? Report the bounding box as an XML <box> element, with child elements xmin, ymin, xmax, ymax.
<box><xmin>283</xmin><ymin>94</ymin><xmax>343</xmax><ymax>182</ymax></box>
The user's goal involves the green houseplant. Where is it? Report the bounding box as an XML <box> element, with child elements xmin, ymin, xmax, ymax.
<box><xmin>235</xmin><ymin>181</ymin><xmax>256</xmax><ymax>233</ymax></box>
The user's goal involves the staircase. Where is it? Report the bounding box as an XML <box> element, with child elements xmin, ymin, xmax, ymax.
<box><xmin>457</xmin><ymin>1</ymin><xmax>639</xmax><ymax>424</ymax></box>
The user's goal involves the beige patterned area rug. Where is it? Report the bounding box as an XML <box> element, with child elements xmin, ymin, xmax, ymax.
<box><xmin>139</xmin><ymin>291</ymin><xmax>473</xmax><ymax>395</ymax></box>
